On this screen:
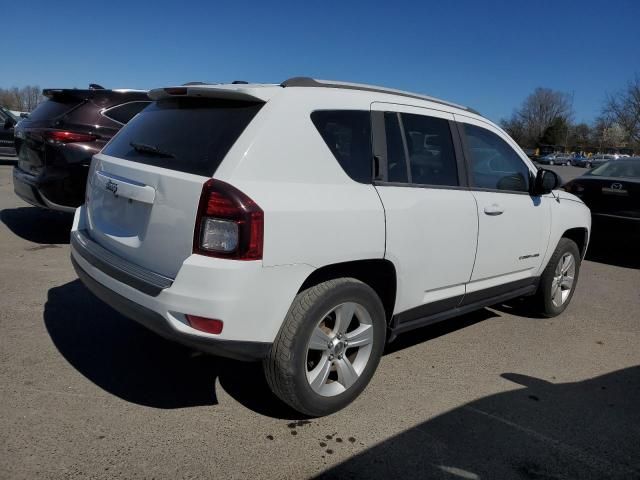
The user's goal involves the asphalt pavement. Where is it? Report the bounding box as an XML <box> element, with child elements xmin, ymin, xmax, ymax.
<box><xmin>1</xmin><ymin>163</ymin><xmax>639</xmax><ymax>479</ymax></box>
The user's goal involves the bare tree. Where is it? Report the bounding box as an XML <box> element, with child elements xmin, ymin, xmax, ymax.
<box><xmin>0</xmin><ymin>85</ymin><xmax>44</xmax><ymax>111</ymax></box>
<box><xmin>602</xmin><ymin>75</ymin><xmax>640</xmax><ymax>145</ymax></box>
<box><xmin>500</xmin><ymin>117</ymin><xmax>526</xmax><ymax>145</ymax></box>
<box><xmin>568</xmin><ymin>123</ymin><xmax>592</xmax><ymax>149</ymax></box>
<box><xmin>21</xmin><ymin>86</ymin><xmax>44</xmax><ymax>111</ymax></box>
<box><xmin>503</xmin><ymin>87</ymin><xmax>573</xmax><ymax>147</ymax></box>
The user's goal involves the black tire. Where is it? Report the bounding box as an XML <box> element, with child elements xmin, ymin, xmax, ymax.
<box><xmin>263</xmin><ymin>278</ymin><xmax>386</xmax><ymax>417</ymax></box>
<box><xmin>532</xmin><ymin>238</ymin><xmax>581</xmax><ymax>317</ymax></box>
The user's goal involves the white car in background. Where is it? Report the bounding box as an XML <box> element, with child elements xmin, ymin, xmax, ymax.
<box><xmin>70</xmin><ymin>77</ymin><xmax>591</xmax><ymax>416</ymax></box>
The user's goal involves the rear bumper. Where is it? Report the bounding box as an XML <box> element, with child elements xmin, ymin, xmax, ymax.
<box><xmin>13</xmin><ymin>166</ymin><xmax>76</xmax><ymax>212</ymax></box>
<box><xmin>69</xmin><ymin>206</ymin><xmax>314</xmax><ymax>360</ymax></box>
<box><xmin>72</xmin><ymin>255</ymin><xmax>270</xmax><ymax>361</ymax></box>
<box><xmin>13</xmin><ymin>166</ymin><xmax>46</xmax><ymax>208</ymax></box>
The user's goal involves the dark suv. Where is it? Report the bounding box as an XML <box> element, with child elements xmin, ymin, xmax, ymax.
<box><xmin>13</xmin><ymin>85</ymin><xmax>150</xmax><ymax>211</ymax></box>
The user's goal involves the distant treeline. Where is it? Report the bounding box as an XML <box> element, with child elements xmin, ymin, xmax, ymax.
<box><xmin>501</xmin><ymin>75</ymin><xmax>639</xmax><ymax>154</ymax></box>
<box><xmin>0</xmin><ymin>86</ymin><xmax>44</xmax><ymax>112</ymax></box>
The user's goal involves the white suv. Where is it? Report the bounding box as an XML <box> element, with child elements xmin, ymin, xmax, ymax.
<box><xmin>70</xmin><ymin>77</ymin><xmax>591</xmax><ymax>416</ymax></box>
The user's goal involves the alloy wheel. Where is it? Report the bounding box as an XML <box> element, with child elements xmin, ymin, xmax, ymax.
<box><xmin>305</xmin><ymin>302</ymin><xmax>373</xmax><ymax>397</ymax></box>
<box><xmin>551</xmin><ymin>252</ymin><xmax>576</xmax><ymax>307</ymax></box>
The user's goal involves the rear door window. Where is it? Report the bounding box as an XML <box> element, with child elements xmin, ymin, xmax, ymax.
<box><xmin>310</xmin><ymin>110</ymin><xmax>372</xmax><ymax>183</ymax></box>
<box><xmin>102</xmin><ymin>98</ymin><xmax>262</xmax><ymax>177</ymax></box>
<box><xmin>400</xmin><ymin>113</ymin><xmax>458</xmax><ymax>186</ymax></box>
<box><xmin>102</xmin><ymin>101</ymin><xmax>151</xmax><ymax>124</ymax></box>
<box><xmin>381</xmin><ymin>111</ymin><xmax>458</xmax><ymax>187</ymax></box>
<box><xmin>384</xmin><ymin>112</ymin><xmax>409</xmax><ymax>183</ymax></box>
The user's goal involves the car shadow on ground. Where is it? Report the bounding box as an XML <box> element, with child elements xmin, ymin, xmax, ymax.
<box><xmin>44</xmin><ymin>280</ymin><xmax>502</xmax><ymax>420</ymax></box>
<box><xmin>315</xmin><ymin>367</ymin><xmax>640</xmax><ymax>479</ymax></box>
<box><xmin>44</xmin><ymin>279</ymin><xmax>301</xmax><ymax>419</ymax></box>
<box><xmin>586</xmin><ymin>224</ymin><xmax>640</xmax><ymax>269</ymax></box>
<box><xmin>1</xmin><ymin>207</ymin><xmax>73</xmax><ymax>244</ymax></box>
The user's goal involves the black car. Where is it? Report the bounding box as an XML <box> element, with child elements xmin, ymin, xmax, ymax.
<box><xmin>0</xmin><ymin>106</ymin><xmax>20</xmax><ymax>156</ymax></box>
<box><xmin>13</xmin><ymin>85</ymin><xmax>150</xmax><ymax>212</ymax></box>
<box><xmin>563</xmin><ymin>158</ymin><xmax>639</xmax><ymax>225</ymax></box>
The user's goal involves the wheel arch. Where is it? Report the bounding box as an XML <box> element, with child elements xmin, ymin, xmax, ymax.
<box><xmin>298</xmin><ymin>259</ymin><xmax>397</xmax><ymax>323</ymax></box>
<box><xmin>562</xmin><ymin>227</ymin><xmax>589</xmax><ymax>259</ymax></box>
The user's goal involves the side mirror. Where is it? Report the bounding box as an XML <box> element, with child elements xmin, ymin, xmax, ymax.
<box><xmin>532</xmin><ymin>168</ymin><xmax>560</xmax><ymax>195</ymax></box>
<box><xmin>3</xmin><ymin>118</ymin><xmax>15</xmax><ymax>130</ymax></box>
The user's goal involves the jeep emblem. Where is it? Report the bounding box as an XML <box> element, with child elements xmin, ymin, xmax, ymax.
<box><xmin>105</xmin><ymin>179</ymin><xmax>118</xmax><ymax>196</ymax></box>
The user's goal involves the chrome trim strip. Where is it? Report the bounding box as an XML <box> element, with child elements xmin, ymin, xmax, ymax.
<box><xmin>71</xmin><ymin>230</ymin><xmax>174</xmax><ymax>296</ymax></box>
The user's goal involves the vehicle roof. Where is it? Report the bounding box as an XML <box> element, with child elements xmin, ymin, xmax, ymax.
<box><xmin>148</xmin><ymin>77</ymin><xmax>482</xmax><ymax>117</ymax></box>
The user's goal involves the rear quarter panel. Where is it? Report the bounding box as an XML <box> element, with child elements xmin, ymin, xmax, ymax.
<box><xmin>214</xmin><ymin>89</ymin><xmax>386</xmax><ymax>269</ymax></box>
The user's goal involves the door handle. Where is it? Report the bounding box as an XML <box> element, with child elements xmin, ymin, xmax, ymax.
<box><xmin>484</xmin><ymin>204</ymin><xmax>504</xmax><ymax>216</ymax></box>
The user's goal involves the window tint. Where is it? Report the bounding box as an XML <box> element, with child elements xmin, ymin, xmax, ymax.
<box><xmin>400</xmin><ymin>113</ymin><xmax>458</xmax><ymax>186</ymax></box>
<box><xmin>103</xmin><ymin>101</ymin><xmax>151</xmax><ymax>124</ymax></box>
<box><xmin>26</xmin><ymin>99</ymin><xmax>80</xmax><ymax>122</ymax></box>
<box><xmin>311</xmin><ymin>110</ymin><xmax>372</xmax><ymax>183</ymax></box>
<box><xmin>384</xmin><ymin>112</ymin><xmax>408</xmax><ymax>183</ymax></box>
<box><xmin>103</xmin><ymin>98</ymin><xmax>262</xmax><ymax>177</ymax></box>
<box><xmin>463</xmin><ymin>124</ymin><xmax>530</xmax><ymax>192</ymax></box>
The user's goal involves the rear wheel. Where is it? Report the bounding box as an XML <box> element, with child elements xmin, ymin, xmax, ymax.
<box><xmin>549</xmin><ymin>160</ymin><xmax>555</xmax><ymax>165</ymax></box>
<box><xmin>532</xmin><ymin>238</ymin><xmax>581</xmax><ymax>317</ymax></box>
<box><xmin>264</xmin><ymin>278</ymin><xmax>386</xmax><ymax>416</ymax></box>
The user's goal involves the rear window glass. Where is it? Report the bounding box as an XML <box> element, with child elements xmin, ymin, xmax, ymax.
<box><xmin>311</xmin><ymin>110</ymin><xmax>372</xmax><ymax>183</ymax></box>
<box><xmin>102</xmin><ymin>101</ymin><xmax>151</xmax><ymax>124</ymax></box>
<box><xmin>102</xmin><ymin>98</ymin><xmax>262</xmax><ymax>176</ymax></box>
<box><xmin>26</xmin><ymin>99</ymin><xmax>80</xmax><ymax>122</ymax></box>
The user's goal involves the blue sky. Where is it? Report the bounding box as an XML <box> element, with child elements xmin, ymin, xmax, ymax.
<box><xmin>4</xmin><ymin>0</ymin><xmax>639</xmax><ymax>123</ymax></box>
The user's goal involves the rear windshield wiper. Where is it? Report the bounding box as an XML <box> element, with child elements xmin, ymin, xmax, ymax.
<box><xmin>129</xmin><ymin>142</ymin><xmax>175</xmax><ymax>158</ymax></box>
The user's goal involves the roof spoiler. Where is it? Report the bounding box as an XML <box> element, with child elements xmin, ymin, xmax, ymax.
<box><xmin>149</xmin><ymin>85</ymin><xmax>269</xmax><ymax>103</ymax></box>
<box><xmin>43</xmin><ymin>85</ymin><xmax>148</xmax><ymax>101</ymax></box>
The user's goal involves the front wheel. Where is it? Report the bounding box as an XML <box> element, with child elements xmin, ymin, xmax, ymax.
<box><xmin>532</xmin><ymin>238</ymin><xmax>581</xmax><ymax>317</ymax></box>
<box><xmin>264</xmin><ymin>278</ymin><xmax>386</xmax><ymax>416</ymax></box>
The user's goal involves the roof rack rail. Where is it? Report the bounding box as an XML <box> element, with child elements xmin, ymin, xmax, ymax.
<box><xmin>183</xmin><ymin>81</ymin><xmax>211</xmax><ymax>86</ymax></box>
<box><xmin>281</xmin><ymin>77</ymin><xmax>480</xmax><ymax>115</ymax></box>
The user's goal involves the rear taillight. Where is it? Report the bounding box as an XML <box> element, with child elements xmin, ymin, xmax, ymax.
<box><xmin>44</xmin><ymin>130</ymin><xmax>97</xmax><ymax>143</ymax></box>
<box><xmin>194</xmin><ymin>179</ymin><xmax>264</xmax><ymax>260</ymax></box>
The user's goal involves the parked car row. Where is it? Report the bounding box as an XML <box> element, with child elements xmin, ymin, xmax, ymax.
<box><xmin>537</xmin><ymin>153</ymin><xmax>575</xmax><ymax>166</ymax></box>
<box><xmin>48</xmin><ymin>77</ymin><xmax>591</xmax><ymax>416</ymax></box>
<box><xmin>536</xmin><ymin>152</ymin><xmax>631</xmax><ymax>168</ymax></box>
